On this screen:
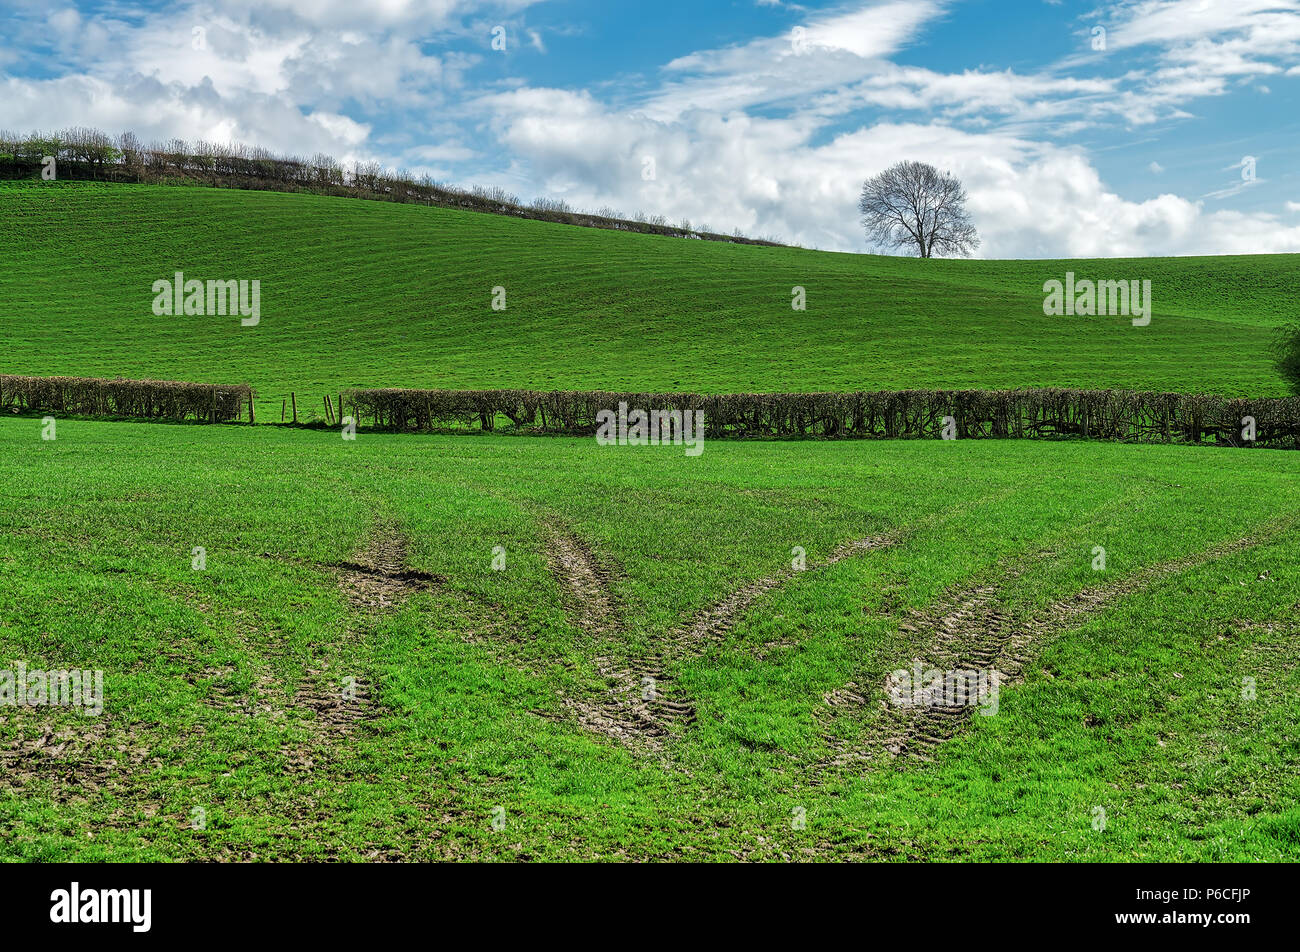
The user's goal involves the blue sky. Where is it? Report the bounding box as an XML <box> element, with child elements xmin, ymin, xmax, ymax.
<box><xmin>3</xmin><ymin>0</ymin><xmax>1299</xmax><ymax>256</ymax></box>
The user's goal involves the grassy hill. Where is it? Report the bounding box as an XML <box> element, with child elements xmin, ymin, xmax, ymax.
<box><xmin>5</xmin><ymin>179</ymin><xmax>1300</xmax><ymax>863</ymax></box>
<box><xmin>1</xmin><ymin>181</ymin><xmax>1296</xmax><ymax>409</ymax></box>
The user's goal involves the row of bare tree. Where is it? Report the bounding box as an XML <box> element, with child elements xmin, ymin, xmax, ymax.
<box><xmin>0</xmin><ymin>127</ymin><xmax>781</xmax><ymax>246</ymax></box>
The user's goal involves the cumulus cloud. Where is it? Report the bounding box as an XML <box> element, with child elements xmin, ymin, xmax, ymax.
<box><xmin>0</xmin><ymin>72</ymin><xmax>373</xmax><ymax>160</ymax></box>
<box><xmin>0</xmin><ymin>0</ymin><xmax>532</xmax><ymax>164</ymax></box>
<box><xmin>3</xmin><ymin>0</ymin><xmax>1299</xmax><ymax>257</ymax></box>
<box><xmin>481</xmin><ymin>85</ymin><xmax>1300</xmax><ymax>256</ymax></box>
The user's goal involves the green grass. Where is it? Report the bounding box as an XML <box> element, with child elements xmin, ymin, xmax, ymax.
<box><xmin>3</xmin><ymin>179</ymin><xmax>1297</xmax><ymax>863</ymax></box>
<box><xmin>3</xmin><ymin>417</ymin><xmax>1297</xmax><ymax>861</ymax></box>
<box><xmin>2</xmin><ymin>180</ymin><xmax>1296</xmax><ymax>412</ymax></box>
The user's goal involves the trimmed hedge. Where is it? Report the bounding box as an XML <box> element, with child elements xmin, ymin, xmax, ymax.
<box><xmin>0</xmin><ymin>375</ymin><xmax>251</xmax><ymax>422</ymax></box>
<box><xmin>343</xmin><ymin>387</ymin><xmax>1300</xmax><ymax>448</ymax></box>
<box><xmin>4</xmin><ymin>377</ymin><xmax>1292</xmax><ymax>446</ymax></box>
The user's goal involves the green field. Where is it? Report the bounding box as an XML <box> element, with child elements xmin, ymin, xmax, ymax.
<box><xmin>3</xmin><ymin>418</ymin><xmax>1298</xmax><ymax>861</ymax></box>
<box><xmin>3</xmin><ymin>180</ymin><xmax>1299</xmax><ymax>863</ymax></box>
<box><xmin>2</xmin><ymin>181</ymin><xmax>1296</xmax><ymax>410</ymax></box>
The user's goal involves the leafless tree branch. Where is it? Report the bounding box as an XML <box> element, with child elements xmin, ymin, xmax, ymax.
<box><xmin>858</xmin><ymin>160</ymin><xmax>979</xmax><ymax>258</ymax></box>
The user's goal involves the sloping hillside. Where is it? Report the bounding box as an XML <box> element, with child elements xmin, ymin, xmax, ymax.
<box><xmin>1</xmin><ymin>181</ymin><xmax>1293</xmax><ymax>403</ymax></box>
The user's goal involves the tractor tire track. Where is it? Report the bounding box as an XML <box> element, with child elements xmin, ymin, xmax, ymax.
<box><xmin>301</xmin><ymin>522</ymin><xmax>441</xmax><ymax>749</ymax></box>
<box><xmin>543</xmin><ymin>524</ymin><xmax>621</xmax><ymax>637</ymax></box>
<box><xmin>2</xmin><ymin>523</ymin><xmax>439</xmax><ymax>853</ymax></box>
<box><xmin>333</xmin><ymin>523</ymin><xmax>444</xmax><ymax>614</ymax></box>
<box><xmin>547</xmin><ymin>526</ymin><xmax>894</xmax><ymax>753</ymax></box>
<box><xmin>540</xmin><ymin>491</ymin><xmax>1010</xmax><ymax>755</ymax></box>
<box><xmin>275</xmin><ymin>524</ymin><xmax>443</xmax><ymax>858</ymax></box>
<box><xmin>823</xmin><ymin>526</ymin><xmax>1288</xmax><ymax>768</ymax></box>
<box><xmin>538</xmin><ymin>522</ymin><xmax>675</xmax><ymax>753</ymax></box>
<box><xmin>0</xmin><ymin>714</ymin><xmax>157</xmax><ymax>817</ymax></box>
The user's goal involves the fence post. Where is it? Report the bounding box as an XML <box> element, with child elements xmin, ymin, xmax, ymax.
<box><xmin>291</xmin><ymin>392</ymin><xmax>297</xmax><ymax>424</ymax></box>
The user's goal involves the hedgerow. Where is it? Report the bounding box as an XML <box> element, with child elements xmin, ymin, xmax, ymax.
<box><xmin>343</xmin><ymin>387</ymin><xmax>1300</xmax><ymax>447</ymax></box>
<box><xmin>0</xmin><ymin>375</ymin><xmax>251</xmax><ymax>422</ymax></box>
<box><xmin>7</xmin><ymin>375</ymin><xmax>1291</xmax><ymax>446</ymax></box>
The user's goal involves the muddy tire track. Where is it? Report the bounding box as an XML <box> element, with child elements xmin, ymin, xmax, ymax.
<box><xmin>543</xmin><ymin>525</ymin><xmax>621</xmax><ymax>637</ymax></box>
<box><xmin>0</xmin><ymin>714</ymin><xmax>156</xmax><ymax>810</ymax></box>
<box><xmin>238</xmin><ymin>523</ymin><xmax>440</xmax><ymax>859</ymax></box>
<box><xmin>198</xmin><ymin>523</ymin><xmax>440</xmax><ymax>777</ymax></box>
<box><xmin>298</xmin><ymin>523</ymin><xmax>441</xmax><ymax>747</ymax></box>
<box><xmin>541</xmin><ymin>493</ymin><xmax>1015</xmax><ymax>755</ymax></box>
<box><xmin>643</xmin><ymin>536</ymin><xmax>894</xmax><ymax>675</ymax></box>
<box><xmin>549</xmin><ymin>527</ymin><xmax>894</xmax><ymax>753</ymax></box>
<box><xmin>537</xmin><ymin>522</ymin><xmax>671</xmax><ymax>753</ymax></box>
<box><xmin>823</xmin><ymin>527</ymin><xmax>1288</xmax><ymax>768</ymax></box>
<box><xmin>333</xmin><ymin>523</ymin><xmax>444</xmax><ymax>614</ymax></box>
<box><xmin>3</xmin><ymin>524</ymin><xmax>440</xmax><ymax>860</ymax></box>
<box><xmin>202</xmin><ymin>523</ymin><xmax>440</xmax><ymax>750</ymax></box>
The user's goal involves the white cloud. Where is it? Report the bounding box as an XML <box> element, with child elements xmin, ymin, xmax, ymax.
<box><xmin>796</xmin><ymin>1</ymin><xmax>945</xmax><ymax>58</ymax></box>
<box><xmin>4</xmin><ymin>0</ymin><xmax>1300</xmax><ymax>257</ymax></box>
<box><xmin>810</xmin><ymin>64</ymin><xmax>1117</xmax><ymax>124</ymax></box>
<box><xmin>480</xmin><ymin>84</ymin><xmax>1300</xmax><ymax>256</ymax></box>
<box><xmin>646</xmin><ymin>1</ymin><xmax>948</xmax><ymax>120</ymax></box>
<box><xmin>1102</xmin><ymin>0</ymin><xmax>1300</xmax><ymax>52</ymax></box>
<box><xmin>221</xmin><ymin>0</ymin><xmax>541</xmax><ymax>30</ymax></box>
<box><xmin>0</xmin><ymin>0</ymin><xmax>524</xmax><ymax>165</ymax></box>
<box><xmin>406</xmin><ymin>142</ymin><xmax>480</xmax><ymax>161</ymax></box>
<box><xmin>1094</xmin><ymin>0</ymin><xmax>1300</xmax><ymax>112</ymax></box>
<box><xmin>0</xmin><ymin>73</ymin><xmax>373</xmax><ymax>163</ymax></box>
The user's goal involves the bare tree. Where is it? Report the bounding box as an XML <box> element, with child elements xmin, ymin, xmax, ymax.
<box><xmin>353</xmin><ymin>160</ymin><xmax>382</xmax><ymax>190</ymax></box>
<box><xmin>858</xmin><ymin>160</ymin><xmax>979</xmax><ymax>258</ymax></box>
